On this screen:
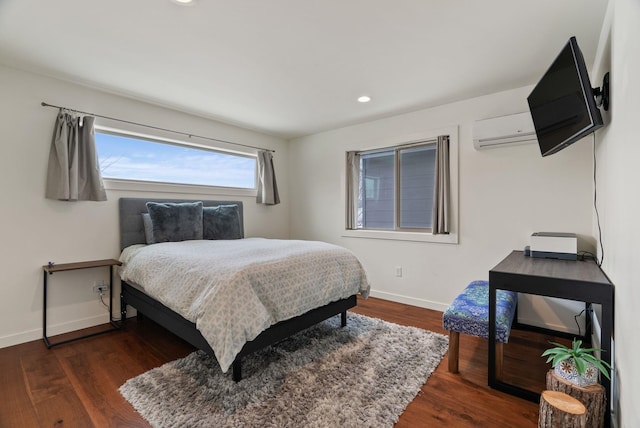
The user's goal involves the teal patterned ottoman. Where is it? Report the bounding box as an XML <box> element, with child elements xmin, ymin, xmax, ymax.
<box><xmin>442</xmin><ymin>280</ymin><xmax>517</xmax><ymax>377</ymax></box>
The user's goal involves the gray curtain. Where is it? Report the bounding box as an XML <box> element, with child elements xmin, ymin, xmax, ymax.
<box><xmin>345</xmin><ymin>151</ymin><xmax>360</xmax><ymax>229</ymax></box>
<box><xmin>432</xmin><ymin>135</ymin><xmax>450</xmax><ymax>234</ymax></box>
<box><xmin>45</xmin><ymin>110</ymin><xmax>107</xmax><ymax>201</ymax></box>
<box><xmin>256</xmin><ymin>150</ymin><xmax>280</xmax><ymax>205</ymax></box>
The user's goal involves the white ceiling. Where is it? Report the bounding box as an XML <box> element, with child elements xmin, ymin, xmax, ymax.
<box><xmin>0</xmin><ymin>0</ymin><xmax>607</xmax><ymax>139</ymax></box>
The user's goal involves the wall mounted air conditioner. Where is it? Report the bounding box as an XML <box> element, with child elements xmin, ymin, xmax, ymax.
<box><xmin>473</xmin><ymin>112</ymin><xmax>537</xmax><ymax>150</ymax></box>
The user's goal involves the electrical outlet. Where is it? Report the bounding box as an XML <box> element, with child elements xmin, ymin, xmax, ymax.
<box><xmin>93</xmin><ymin>284</ymin><xmax>109</xmax><ymax>294</ymax></box>
<box><xmin>93</xmin><ymin>280</ymin><xmax>109</xmax><ymax>294</ymax></box>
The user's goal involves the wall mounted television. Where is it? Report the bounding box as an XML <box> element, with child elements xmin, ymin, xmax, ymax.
<box><xmin>527</xmin><ymin>36</ymin><xmax>606</xmax><ymax>157</ymax></box>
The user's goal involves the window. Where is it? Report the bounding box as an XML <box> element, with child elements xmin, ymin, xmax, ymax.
<box><xmin>95</xmin><ymin>131</ymin><xmax>256</xmax><ymax>189</ymax></box>
<box><xmin>348</xmin><ymin>140</ymin><xmax>437</xmax><ymax>232</ymax></box>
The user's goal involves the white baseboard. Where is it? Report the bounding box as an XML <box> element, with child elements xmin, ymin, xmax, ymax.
<box><xmin>516</xmin><ymin>316</ymin><xmax>579</xmax><ymax>335</ymax></box>
<box><xmin>0</xmin><ymin>314</ymin><xmax>109</xmax><ymax>349</ymax></box>
<box><xmin>368</xmin><ymin>291</ymin><xmax>581</xmax><ymax>334</ymax></box>
<box><xmin>368</xmin><ymin>289</ymin><xmax>449</xmax><ymax>312</ymax></box>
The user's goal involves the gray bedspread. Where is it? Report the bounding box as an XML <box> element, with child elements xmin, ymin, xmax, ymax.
<box><xmin>119</xmin><ymin>238</ymin><xmax>370</xmax><ymax>372</ymax></box>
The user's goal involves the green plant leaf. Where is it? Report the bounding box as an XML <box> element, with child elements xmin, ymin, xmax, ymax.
<box><xmin>572</xmin><ymin>339</ymin><xmax>583</xmax><ymax>351</ymax></box>
<box><xmin>591</xmin><ymin>360</ymin><xmax>612</xmax><ymax>380</ymax></box>
<box><xmin>550</xmin><ymin>354</ymin><xmax>572</xmax><ymax>367</ymax></box>
<box><xmin>542</xmin><ymin>347</ymin><xmax>568</xmax><ymax>357</ymax></box>
<box><xmin>541</xmin><ymin>338</ymin><xmax>612</xmax><ymax>381</ymax></box>
<box><xmin>581</xmin><ymin>354</ymin><xmax>612</xmax><ymax>380</ymax></box>
<box><xmin>573</xmin><ymin>357</ymin><xmax>587</xmax><ymax>375</ymax></box>
<box><xmin>548</xmin><ymin>341</ymin><xmax>570</xmax><ymax>350</ymax></box>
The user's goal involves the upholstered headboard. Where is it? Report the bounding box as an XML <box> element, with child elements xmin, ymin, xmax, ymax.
<box><xmin>118</xmin><ymin>197</ymin><xmax>244</xmax><ymax>251</ymax></box>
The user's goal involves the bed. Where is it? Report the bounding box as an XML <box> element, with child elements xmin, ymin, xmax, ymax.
<box><xmin>118</xmin><ymin>197</ymin><xmax>369</xmax><ymax>381</ymax></box>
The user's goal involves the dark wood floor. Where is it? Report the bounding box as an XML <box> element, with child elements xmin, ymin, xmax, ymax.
<box><xmin>0</xmin><ymin>297</ymin><xmax>560</xmax><ymax>427</ymax></box>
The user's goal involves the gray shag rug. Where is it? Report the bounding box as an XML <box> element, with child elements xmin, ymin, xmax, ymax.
<box><xmin>119</xmin><ymin>313</ymin><xmax>448</xmax><ymax>428</ymax></box>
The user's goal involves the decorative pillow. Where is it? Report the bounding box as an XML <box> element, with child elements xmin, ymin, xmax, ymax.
<box><xmin>203</xmin><ymin>204</ymin><xmax>242</xmax><ymax>240</ymax></box>
<box><xmin>141</xmin><ymin>213</ymin><xmax>154</xmax><ymax>244</ymax></box>
<box><xmin>146</xmin><ymin>201</ymin><xmax>204</xmax><ymax>243</ymax></box>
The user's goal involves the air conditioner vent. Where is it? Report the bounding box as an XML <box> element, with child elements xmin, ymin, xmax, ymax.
<box><xmin>473</xmin><ymin>112</ymin><xmax>537</xmax><ymax>150</ymax></box>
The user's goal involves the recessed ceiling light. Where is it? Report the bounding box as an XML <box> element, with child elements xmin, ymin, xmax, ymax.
<box><xmin>358</xmin><ymin>96</ymin><xmax>371</xmax><ymax>103</ymax></box>
<box><xmin>171</xmin><ymin>0</ymin><xmax>194</xmax><ymax>5</ymax></box>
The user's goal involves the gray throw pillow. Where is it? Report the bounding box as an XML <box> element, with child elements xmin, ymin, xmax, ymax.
<box><xmin>203</xmin><ymin>204</ymin><xmax>242</xmax><ymax>240</ymax></box>
<box><xmin>146</xmin><ymin>201</ymin><xmax>204</xmax><ymax>243</ymax></box>
<box><xmin>141</xmin><ymin>213</ymin><xmax>154</xmax><ymax>244</ymax></box>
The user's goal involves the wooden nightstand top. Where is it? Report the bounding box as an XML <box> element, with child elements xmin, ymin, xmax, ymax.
<box><xmin>43</xmin><ymin>259</ymin><xmax>122</xmax><ymax>274</ymax></box>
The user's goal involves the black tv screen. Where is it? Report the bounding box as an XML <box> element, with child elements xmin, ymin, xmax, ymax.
<box><xmin>527</xmin><ymin>37</ymin><xmax>603</xmax><ymax>157</ymax></box>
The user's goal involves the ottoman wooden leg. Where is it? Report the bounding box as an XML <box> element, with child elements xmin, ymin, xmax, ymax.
<box><xmin>448</xmin><ymin>331</ymin><xmax>459</xmax><ymax>373</ymax></box>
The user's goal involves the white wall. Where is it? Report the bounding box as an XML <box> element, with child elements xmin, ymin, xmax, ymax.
<box><xmin>0</xmin><ymin>65</ymin><xmax>290</xmax><ymax>348</ymax></box>
<box><xmin>595</xmin><ymin>0</ymin><xmax>640</xmax><ymax>425</ymax></box>
<box><xmin>289</xmin><ymin>85</ymin><xmax>595</xmax><ymax>332</ymax></box>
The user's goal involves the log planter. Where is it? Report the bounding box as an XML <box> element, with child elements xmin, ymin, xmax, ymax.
<box><xmin>538</xmin><ymin>390</ymin><xmax>586</xmax><ymax>428</ymax></box>
<box><xmin>545</xmin><ymin>369</ymin><xmax>606</xmax><ymax>428</ymax></box>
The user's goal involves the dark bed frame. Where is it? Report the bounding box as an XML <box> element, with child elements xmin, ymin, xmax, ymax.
<box><xmin>118</xmin><ymin>197</ymin><xmax>357</xmax><ymax>381</ymax></box>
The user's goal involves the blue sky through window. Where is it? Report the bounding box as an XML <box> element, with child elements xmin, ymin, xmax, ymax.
<box><xmin>95</xmin><ymin>132</ymin><xmax>256</xmax><ymax>189</ymax></box>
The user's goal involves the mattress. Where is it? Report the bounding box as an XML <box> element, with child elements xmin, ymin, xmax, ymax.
<box><xmin>119</xmin><ymin>238</ymin><xmax>370</xmax><ymax>371</ymax></box>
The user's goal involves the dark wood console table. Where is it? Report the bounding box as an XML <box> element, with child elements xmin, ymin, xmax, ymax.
<box><xmin>488</xmin><ymin>251</ymin><xmax>614</xmax><ymax>421</ymax></box>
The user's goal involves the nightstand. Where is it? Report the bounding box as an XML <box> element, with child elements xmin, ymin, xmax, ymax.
<box><xmin>42</xmin><ymin>258</ymin><xmax>122</xmax><ymax>348</ymax></box>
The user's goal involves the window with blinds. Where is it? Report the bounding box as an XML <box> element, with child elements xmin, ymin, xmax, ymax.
<box><xmin>348</xmin><ymin>141</ymin><xmax>436</xmax><ymax>232</ymax></box>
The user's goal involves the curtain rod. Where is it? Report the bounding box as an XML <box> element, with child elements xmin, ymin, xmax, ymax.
<box><xmin>41</xmin><ymin>102</ymin><xmax>275</xmax><ymax>153</ymax></box>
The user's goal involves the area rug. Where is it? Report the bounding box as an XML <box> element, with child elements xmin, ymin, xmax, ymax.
<box><xmin>119</xmin><ymin>313</ymin><xmax>448</xmax><ymax>428</ymax></box>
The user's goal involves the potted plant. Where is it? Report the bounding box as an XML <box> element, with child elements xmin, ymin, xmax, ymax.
<box><xmin>541</xmin><ymin>338</ymin><xmax>611</xmax><ymax>387</ymax></box>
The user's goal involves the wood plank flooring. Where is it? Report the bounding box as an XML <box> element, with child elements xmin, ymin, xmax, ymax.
<box><xmin>0</xmin><ymin>297</ymin><xmax>556</xmax><ymax>427</ymax></box>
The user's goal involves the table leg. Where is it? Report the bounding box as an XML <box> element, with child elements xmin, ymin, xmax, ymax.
<box><xmin>488</xmin><ymin>281</ymin><xmax>497</xmax><ymax>388</ymax></box>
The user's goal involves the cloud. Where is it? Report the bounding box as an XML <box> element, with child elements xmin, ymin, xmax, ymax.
<box><xmin>96</xmin><ymin>133</ymin><xmax>256</xmax><ymax>188</ymax></box>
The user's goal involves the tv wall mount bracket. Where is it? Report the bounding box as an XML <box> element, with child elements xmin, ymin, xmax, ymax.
<box><xmin>593</xmin><ymin>72</ymin><xmax>610</xmax><ymax>112</ymax></box>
